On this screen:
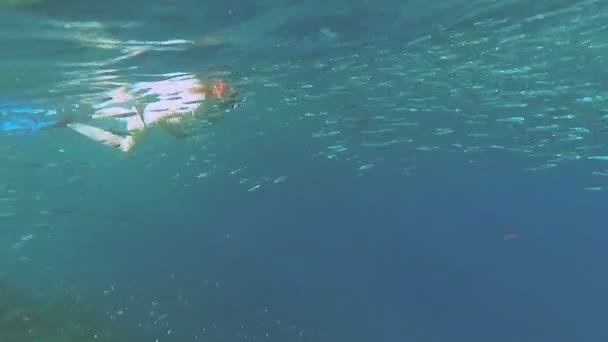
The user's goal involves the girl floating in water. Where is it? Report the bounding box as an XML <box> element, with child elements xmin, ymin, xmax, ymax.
<box><xmin>65</xmin><ymin>73</ymin><xmax>238</xmax><ymax>152</ymax></box>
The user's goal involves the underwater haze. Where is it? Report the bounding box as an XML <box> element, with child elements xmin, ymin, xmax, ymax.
<box><xmin>2</xmin><ymin>0</ymin><xmax>608</xmax><ymax>341</ymax></box>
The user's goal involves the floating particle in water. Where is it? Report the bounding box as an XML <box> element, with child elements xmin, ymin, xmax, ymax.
<box><xmin>10</xmin><ymin>233</ymin><xmax>34</xmax><ymax>251</ymax></box>
<box><xmin>273</xmin><ymin>176</ymin><xmax>287</xmax><ymax>184</ymax></box>
<box><xmin>498</xmin><ymin>116</ymin><xmax>526</xmax><ymax>123</ymax></box>
<box><xmin>358</xmin><ymin>163</ymin><xmax>374</xmax><ymax>171</ymax></box>
<box><xmin>20</xmin><ymin>234</ymin><xmax>34</xmax><ymax>241</ymax></box>
<box><xmin>575</xmin><ymin>97</ymin><xmax>593</xmax><ymax>103</ymax></box>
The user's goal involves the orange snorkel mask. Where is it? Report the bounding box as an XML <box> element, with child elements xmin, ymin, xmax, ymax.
<box><xmin>213</xmin><ymin>80</ymin><xmax>226</xmax><ymax>98</ymax></box>
<box><xmin>189</xmin><ymin>77</ymin><xmax>239</xmax><ymax>108</ymax></box>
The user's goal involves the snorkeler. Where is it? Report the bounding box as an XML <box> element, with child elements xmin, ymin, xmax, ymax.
<box><xmin>64</xmin><ymin>73</ymin><xmax>237</xmax><ymax>152</ymax></box>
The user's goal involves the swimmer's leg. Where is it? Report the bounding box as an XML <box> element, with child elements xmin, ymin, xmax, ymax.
<box><xmin>67</xmin><ymin>122</ymin><xmax>140</xmax><ymax>152</ymax></box>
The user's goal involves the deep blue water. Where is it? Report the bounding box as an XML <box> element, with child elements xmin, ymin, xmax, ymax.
<box><xmin>7</xmin><ymin>148</ymin><xmax>607</xmax><ymax>342</ymax></box>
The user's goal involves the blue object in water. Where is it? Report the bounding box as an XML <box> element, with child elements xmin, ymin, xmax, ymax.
<box><xmin>0</xmin><ymin>103</ymin><xmax>57</xmax><ymax>132</ymax></box>
<box><xmin>1</xmin><ymin>118</ymin><xmax>56</xmax><ymax>131</ymax></box>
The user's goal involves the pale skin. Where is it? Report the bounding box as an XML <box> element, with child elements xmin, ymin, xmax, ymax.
<box><xmin>67</xmin><ymin>76</ymin><xmax>234</xmax><ymax>152</ymax></box>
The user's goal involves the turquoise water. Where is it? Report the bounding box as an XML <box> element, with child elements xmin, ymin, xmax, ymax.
<box><xmin>2</xmin><ymin>0</ymin><xmax>608</xmax><ymax>341</ymax></box>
